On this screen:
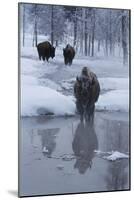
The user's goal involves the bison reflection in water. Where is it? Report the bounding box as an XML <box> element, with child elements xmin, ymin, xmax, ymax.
<box><xmin>38</xmin><ymin>128</ymin><xmax>59</xmax><ymax>157</ymax></box>
<box><xmin>37</xmin><ymin>41</ymin><xmax>56</xmax><ymax>62</ymax></box>
<box><xmin>72</xmin><ymin>121</ymin><xmax>98</xmax><ymax>174</ymax></box>
<box><xmin>63</xmin><ymin>44</ymin><xmax>75</xmax><ymax>65</ymax></box>
<box><xmin>74</xmin><ymin>67</ymin><xmax>100</xmax><ymax>122</ymax></box>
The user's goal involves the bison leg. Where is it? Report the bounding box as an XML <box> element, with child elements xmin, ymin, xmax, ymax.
<box><xmin>46</xmin><ymin>57</ymin><xmax>49</xmax><ymax>62</ymax></box>
<box><xmin>38</xmin><ymin>53</ymin><xmax>41</xmax><ymax>60</ymax></box>
<box><xmin>86</xmin><ymin>104</ymin><xmax>95</xmax><ymax>124</ymax></box>
<box><xmin>76</xmin><ymin>100</ymin><xmax>84</xmax><ymax>122</ymax></box>
<box><xmin>64</xmin><ymin>59</ymin><xmax>67</xmax><ymax>65</ymax></box>
<box><xmin>69</xmin><ymin>60</ymin><xmax>72</xmax><ymax>66</ymax></box>
<box><xmin>43</xmin><ymin>56</ymin><xmax>45</xmax><ymax>61</ymax></box>
<box><xmin>37</xmin><ymin>48</ymin><xmax>41</xmax><ymax>60</ymax></box>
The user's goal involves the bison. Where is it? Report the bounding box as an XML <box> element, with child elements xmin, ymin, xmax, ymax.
<box><xmin>63</xmin><ymin>44</ymin><xmax>75</xmax><ymax>65</ymax></box>
<box><xmin>74</xmin><ymin>67</ymin><xmax>100</xmax><ymax>122</ymax></box>
<box><xmin>37</xmin><ymin>41</ymin><xmax>55</xmax><ymax>62</ymax></box>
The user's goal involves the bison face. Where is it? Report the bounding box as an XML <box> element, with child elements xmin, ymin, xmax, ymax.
<box><xmin>51</xmin><ymin>47</ymin><xmax>55</xmax><ymax>59</ymax></box>
<box><xmin>76</xmin><ymin>76</ymin><xmax>93</xmax><ymax>102</ymax></box>
<box><xmin>77</xmin><ymin>76</ymin><xmax>91</xmax><ymax>92</ymax></box>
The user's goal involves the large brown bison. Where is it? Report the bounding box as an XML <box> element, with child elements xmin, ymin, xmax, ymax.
<box><xmin>74</xmin><ymin>67</ymin><xmax>100</xmax><ymax>122</ymax></box>
<box><xmin>37</xmin><ymin>41</ymin><xmax>55</xmax><ymax>62</ymax></box>
<box><xmin>63</xmin><ymin>44</ymin><xmax>75</xmax><ymax>65</ymax></box>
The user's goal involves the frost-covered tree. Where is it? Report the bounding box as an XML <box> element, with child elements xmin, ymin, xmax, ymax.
<box><xmin>122</xmin><ymin>10</ymin><xmax>129</xmax><ymax>65</ymax></box>
<box><xmin>20</xmin><ymin>4</ymin><xmax>130</xmax><ymax>64</ymax></box>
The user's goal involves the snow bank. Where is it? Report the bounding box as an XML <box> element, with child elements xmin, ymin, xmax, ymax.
<box><xmin>99</xmin><ymin>77</ymin><xmax>129</xmax><ymax>91</ymax></box>
<box><xmin>21</xmin><ymin>56</ymin><xmax>75</xmax><ymax>117</ymax></box>
<box><xmin>21</xmin><ymin>85</ymin><xmax>75</xmax><ymax>116</ymax></box>
<box><xmin>103</xmin><ymin>151</ymin><xmax>129</xmax><ymax>161</ymax></box>
<box><xmin>96</xmin><ymin>90</ymin><xmax>129</xmax><ymax>112</ymax></box>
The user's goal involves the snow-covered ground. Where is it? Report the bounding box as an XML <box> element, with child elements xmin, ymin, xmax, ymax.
<box><xmin>20</xmin><ymin>45</ymin><xmax>129</xmax><ymax>117</ymax></box>
<box><xmin>21</xmin><ymin>57</ymin><xmax>75</xmax><ymax>116</ymax></box>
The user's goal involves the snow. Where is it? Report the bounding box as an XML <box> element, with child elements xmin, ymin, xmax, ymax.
<box><xmin>39</xmin><ymin>78</ymin><xmax>62</xmax><ymax>91</ymax></box>
<box><xmin>21</xmin><ymin>57</ymin><xmax>58</xmax><ymax>76</ymax></box>
<box><xmin>94</xmin><ymin>150</ymin><xmax>129</xmax><ymax>161</ymax></box>
<box><xmin>96</xmin><ymin>90</ymin><xmax>129</xmax><ymax>112</ymax></box>
<box><xmin>21</xmin><ymin>84</ymin><xmax>75</xmax><ymax>116</ymax></box>
<box><xmin>99</xmin><ymin>77</ymin><xmax>129</xmax><ymax>91</ymax></box>
<box><xmin>103</xmin><ymin>151</ymin><xmax>129</xmax><ymax>161</ymax></box>
<box><xmin>42</xmin><ymin>146</ymin><xmax>49</xmax><ymax>153</ymax></box>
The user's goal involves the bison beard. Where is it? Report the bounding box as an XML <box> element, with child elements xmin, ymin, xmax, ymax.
<box><xmin>74</xmin><ymin>67</ymin><xmax>100</xmax><ymax>123</ymax></box>
<box><xmin>63</xmin><ymin>44</ymin><xmax>75</xmax><ymax>65</ymax></box>
<box><xmin>37</xmin><ymin>41</ymin><xmax>55</xmax><ymax>62</ymax></box>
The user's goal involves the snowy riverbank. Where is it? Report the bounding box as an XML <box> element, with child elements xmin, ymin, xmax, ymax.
<box><xmin>20</xmin><ymin>47</ymin><xmax>129</xmax><ymax>117</ymax></box>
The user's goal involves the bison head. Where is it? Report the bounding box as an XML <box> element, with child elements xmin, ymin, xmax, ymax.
<box><xmin>76</xmin><ymin>75</ymin><xmax>95</xmax><ymax>101</ymax></box>
<box><xmin>51</xmin><ymin>47</ymin><xmax>56</xmax><ymax>59</ymax></box>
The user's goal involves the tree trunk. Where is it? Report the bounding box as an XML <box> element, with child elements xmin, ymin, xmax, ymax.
<box><xmin>22</xmin><ymin>5</ymin><xmax>25</xmax><ymax>47</ymax></box>
<box><xmin>91</xmin><ymin>9</ymin><xmax>95</xmax><ymax>57</ymax></box>
<box><xmin>122</xmin><ymin>12</ymin><xmax>128</xmax><ymax>65</ymax></box>
<box><xmin>98</xmin><ymin>40</ymin><xmax>100</xmax><ymax>52</ymax></box>
<box><xmin>73</xmin><ymin>9</ymin><xmax>77</xmax><ymax>47</ymax></box>
<box><xmin>35</xmin><ymin>19</ymin><xmax>38</xmax><ymax>47</ymax></box>
<box><xmin>109</xmin><ymin>10</ymin><xmax>112</xmax><ymax>55</ymax></box>
<box><xmin>80</xmin><ymin>8</ymin><xmax>85</xmax><ymax>55</ymax></box>
<box><xmin>105</xmin><ymin>37</ymin><xmax>108</xmax><ymax>56</ymax></box>
<box><xmin>32</xmin><ymin>5</ymin><xmax>38</xmax><ymax>47</ymax></box>
<box><xmin>51</xmin><ymin>6</ymin><xmax>54</xmax><ymax>46</ymax></box>
<box><xmin>84</xmin><ymin>9</ymin><xmax>88</xmax><ymax>56</ymax></box>
<box><xmin>88</xmin><ymin>34</ymin><xmax>91</xmax><ymax>56</ymax></box>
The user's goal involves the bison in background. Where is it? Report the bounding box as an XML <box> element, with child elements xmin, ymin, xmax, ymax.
<box><xmin>37</xmin><ymin>41</ymin><xmax>55</xmax><ymax>62</ymax></box>
<box><xmin>74</xmin><ymin>67</ymin><xmax>100</xmax><ymax>123</ymax></box>
<box><xmin>63</xmin><ymin>44</ymin><xmax>75</xmax><ymax>65</ymax></box>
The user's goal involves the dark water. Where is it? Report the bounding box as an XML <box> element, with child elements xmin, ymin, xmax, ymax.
<box><xmin>19</xmin><ymin>112</ymin><xmax>130</xmax><ymax>196</ymax></box>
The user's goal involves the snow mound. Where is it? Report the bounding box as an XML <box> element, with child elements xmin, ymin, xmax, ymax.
<box><xmin>103</xmin><ymin>151</ymin><xmax>129</xmax><ymax>161</ymax></box>
<box><xmin>21</xmin><ymin>85</ymin><xmax>76</xmax><ymax>116</ymax></box>
<box><xmin>96</xmin><ymin>90</ymin><xmax>129</xmax><ymax>112</ymax></box>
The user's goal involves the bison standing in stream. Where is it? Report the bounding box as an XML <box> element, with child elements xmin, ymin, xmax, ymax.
<box><xmin>74</xmin><ymin>67</ymin><xmax>100</xmax><ymax>123</ymax></box>
<box><xmin>37</xmin><ymin>41</ymin><xmax>55</xmax><ymax>62</ymax></box>
<box><xmin>63</xmin><ymin>44</ymin><xmax>75</xmax><ymax>65</ymax></box>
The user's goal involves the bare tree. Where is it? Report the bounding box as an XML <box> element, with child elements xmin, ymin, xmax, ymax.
<box><xmin>51</xmin><ymin>5</ymin><xmax>54</xmax><ymax>46</ymax></box>
<box><xmin>22</xmin><ymin>4</ymin><xmax>26</xmax><ymax>46</ymax></box>
<box><xmin>91</xmin><ymin>9</ymin><xmax>95</xmax><ymax>57</ymax></box>
<box><xmin>122</xmin><ymin>10</ymin><xmax>128</xmax><ymax>65</ymax></box>
<box><xmin>84</xmin><ymin>9</ymin><xmax>88</xmax><ymax>56</ymax></box>
<box><xmin>32</xmin><ymin>4</ymin><xmax>38</xmax><ymax>47</ymax></box>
